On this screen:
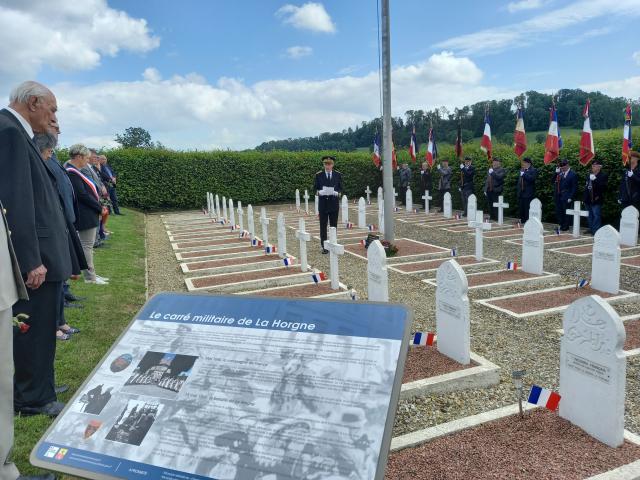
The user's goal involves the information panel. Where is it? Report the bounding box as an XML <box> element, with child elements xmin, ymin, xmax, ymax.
<box><xmin>32</xmin><ymin>293</ymin><xmax>411</xmax><ymax>480</ymax></box>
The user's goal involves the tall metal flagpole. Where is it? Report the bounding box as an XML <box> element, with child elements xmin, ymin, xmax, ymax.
<box><xmin>381</xmin><ymin>0</ymin><xmax>395</xmax><ymax>241</ymax></box>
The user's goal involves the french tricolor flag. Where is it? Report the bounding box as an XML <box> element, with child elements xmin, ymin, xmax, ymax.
<box><xmin>514</xmin><ymin>107</ymin><xmax>527</xmax><ymax>158</ymax></box>
<box><xmin>425</xmin><ymin>127</ymin><xmax>437</xmax><ymax>167</ymax></box>
<box><xmin>283</xmin><ymin>257</ymin><xmax>294</xmax><ymax>267</ymax></box>
<box><xmin>480</xmin><ymin>112</ymin><xmax>492</xmax><ymax>160</ymax></box>
<box><xmin>394</xmin><ymin>207</ymin><xmax>400</xmax><ymax>213</ymax></box>
<box><xmin>311</xmin><ymin>271</ymin><xmax>327</xmax><ymax>283</ymax></box>
<box><xmin>623</xmin><ymin>104</ymin><xmax>633</xmax><ymax>166</ymax></box>
<box><xmin>577</xmin><ymin>278</ymin><xmax>590</xmax><ymax>288</ymax></box>
<box><xmin>451</xmin><ymin>248</ymin><xmax>457</xmax><ymax>257</ymax></box>
<box><xmin>367</xmin><ymin>224</ymin><xmax>376</xmax><ymax>231</ymax></box>
<box><xmin>454</xmin><ymin>213</ymin><xmax>461</xmax><ymax>220</ymax></box>
<box><xmin>528</xmin><ymin>385</ymin><xmax>561</xmax><ymax>411</ymax></box>
<box><xmin>412</xmin><ymin>331</ymin><xmax>436</xmax><ymax>346</ymax></box>
<box><xmin>544</xmin><ymin>105</ymin><xmax>563</xmax><ymax>164</ymax></box>
<box><xmin>413</xmin><ymin>208</ymin><xmax>418</xmax><ymax>214</ymax></box>
<box><xmin>372</xmin><ymin>132</ymin><xmax>381</xmax><ymax>168</ymax></box>
<box><xmin>265</xmin><ymin>245</ymin><xmax>276</xmax><ymax>254</ymax></box>
<box><xmin>345</xmin><ymin>222</ymin><xmax>354</xmax><ymax>229</ymax></box>
<box><xmin>409</xmin><ymin>126</ymin><xmax>418</xmax><ymax>163</ymax></box>
<box><xmin>506</xmin><ymin>261</ymin><xmax>518</xmax><ymax>271</ymax></box>
<box><xmin>230</xmin><ymin>224</ymin><xmax>240</xmax><ymax>231</ymax></box>
<box><xmin>348</xmin><ymin>288</ymin><xmax>358</xmax><ymax>301</ymax></box>
<box><xmin>219</xmin><ymin>219</ymin><xmax>226</xmax><ymax>225</ymax></box>
<box><xmin>240</xmin><ymin>230</ymin><xmax>249</xmax><ymax>238</ymax></box>
<box><xmin>554</xmin><ymin>226</ymin><xmax>561</xmax><ymax>235</ymax></box>
<box><xmin>359</xmin><ymin>239</ymin><xmax>366</xmax><ymax>247</ymax></box>
<box><xmin>252</xmin><ymin>238</ymin><xmax>263</xmax><ymax>247</ymax></box>
<box><xmin>579</xmin><ymin>100</ymin><xmax>595</xmax><ymax>166</ymax></box>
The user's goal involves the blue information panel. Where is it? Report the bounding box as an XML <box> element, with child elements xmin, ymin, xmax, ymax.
<box><xmin>32</xmin><ymin>293</ymin><xmax>411</xmax><ymax>480</ymax></box>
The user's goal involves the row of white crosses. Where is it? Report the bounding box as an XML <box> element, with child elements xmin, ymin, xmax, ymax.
<box><xmin>294</xmin><ymin>189</ymin><xmax>311</xmax><ymax>214</ymax></box>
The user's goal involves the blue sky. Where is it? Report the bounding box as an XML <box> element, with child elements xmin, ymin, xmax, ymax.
<box><xmin>1</xmin><ymin>0</ymin><xmax>638</xmax><ymax>149</ymax></box>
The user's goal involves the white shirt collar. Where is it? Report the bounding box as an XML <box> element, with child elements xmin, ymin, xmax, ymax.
<box><xmin>5</xmin><ymin>106</ymin><xmax>34</xmax><ymax>139</ymax></box>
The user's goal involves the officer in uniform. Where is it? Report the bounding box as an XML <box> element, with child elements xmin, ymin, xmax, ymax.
<box><xmin>517</xmin><ymin>157</ymin><xmax>537</xmax><ymax>223</ymax></box>
<box><xmin>459</xmin><ymin>156</ymin><xmax>475</xmax><ymax>217</ymax></box>
<box><xmin>583</xmin><ymin>158</ymin><xmax>608</xmax><ymax>235</ymax></box>
<box><xmin>620</xmin><ymin>151</ymin><xmax>640</xmax><ymax>212</ymax></box>
<box><xmin>552</xmin><ymin>159</ymin><xmax>578</xmax><ymax>231</ymax></box>
<box><xmin>314</xmin><ymin>156</ymin><xmax>342</xmax><ymax>254</ymax></box>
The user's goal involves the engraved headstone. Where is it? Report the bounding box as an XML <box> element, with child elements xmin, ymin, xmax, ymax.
<box><xmin>367</xmin><ymin>240</ymin><xmax>389</xmax><ymax>302</ymax></box>
<box><xmin>303</xmin><ymin>189</ymin><xmax>310</xmax><ymax>214</ymax></box>
<box><xmin>470</xmin><ymin>210</ymin><xmax>491</xmax><ymax>261</ymax></box>
<box><xmin>228</xmin><ymin>198</ymin><xmax>236</xmax><ymax>227</ymax></box>
<box><xmin>436</xmin><ymin>259</ymin><xmax>470</xmax><ymax>365</ymax></box>
<box><xmin>277</xmin><ymin>212</ymin><xmax>287</xmax><ymax>257</ymax></box>
<box><xmin>560</xmin><ymin>295</ymin><xmax>626</xmax><ymax>447</ymax></box>
<box><xmin>324</xmin><ymin>227</ymin><xmax>344</xmax><ymax>290</ymax></box>
<box><xmin>443</xmin><ymin>192</ymin><xmax>452</xmax><ymax>219</ymax></box>
<box><xmin>522</xmin><ymin>217</ymin><xmax>544</xmax><ymax>275</ymax></box>
<box><xmin>247</xmin><ymin>204</ymin><xmax>255</xmax><ymax>240</ymax></box>
<box><xmin>466</xmin><ymin>194</ymin><xmax>477</xmax><ymax>227</ymax></box>
<box><xmin>591</xmin><ymin>225</ymin><xmax>621</xmax><ymax>294</ymax></box>
<box><xmin>422</xmin><ymin>190</ymin><xmax>432</xmax><ymax>214</ymax></box>
<box><xmin>341</xmin><ymin>195</ymin><xmax>349</xmax><ymax>224</ymax></box>
<box><xmin>405</xmin><ymin>187</ymin><xmax>413</xmax><ymax>212</ymax></box>
<box><xmin>295</xmin><ymin>218</ymin><xmax>311</xmax><ymax>272</ymax></box>
<box><xmin>529</xmin><ymin>198</ymin><xmax>542</xmax><ymax>223</ymax></box>
<box><xmin>295</xmin><ymin>189</ymin><xmax>301</xmax><ymax>211</ymax></box>
<box><xmin>222</xmin><ymin>196</ymin><xmax>228</xmax><ymax>222</ymax></box>
<box><xmin>566</xmin><ymin>200</ymin><xmax>589</xmax><ymax>239</ymax></box>
<box><xmin>260</xmin><ymin>207</ymin><xmax>270</xmax><ymax>247</ymax></box>
<box><xmin>493</xmin><ymin>195</ymin><xmax>509</xmax><ymax>226</ymax></box>
<box><xmin>358</xmin><ymin>197</ymin><xmax>367</xmax><ymax>229</ymax></box>
<box><xmin>620</xmin><ymin>206</ymin><xmax>639</xmax><ymax>247</ymax></box>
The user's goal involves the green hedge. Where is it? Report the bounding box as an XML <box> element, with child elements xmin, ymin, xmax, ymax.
<box><xmin>82</xmin><ymin>130</ymin><xmax>636</xmax><ymax>224</ymax></box>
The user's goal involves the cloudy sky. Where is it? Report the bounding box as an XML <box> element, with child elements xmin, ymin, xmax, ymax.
<box><xmin>1</xmin><ymin>0</ymin><xmax>639</xmax><ymax>149</ymax></box>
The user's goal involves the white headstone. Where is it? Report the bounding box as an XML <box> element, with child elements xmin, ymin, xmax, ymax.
<box><xmin>377</xmin><ymin>191</ymin><xmax>385</xmax><ymax>236</ymax></box>
<box><xmin>422</xmin><ymin>190</ymin><xmax>432</xmax><ymax>214</ymax></box>
<box><xmin>365</xmin><ymin>185</ymin><xmax>372</xmax><ymax>204</ymax></box>
<box><xmin>591</xmin><ymin>225</ymin><xmax>621</xmax><ymax>294</ymax></box>
<box><xmin>560</xmin><ymin>295</ymin><xmax>626</xmax><ymax>447</ymax></box>
<box><xmin>303</xmin><ymin>189</ymin><xmax>310</xmax><ymax>214</ymax></box>
<box><xmin>566</xmin><ymin>200</ymin><xmax>589</xmax><ymax>239</ymax></box>
<box><xmin>314</xmin><ymin>195</ymin><xmax>319</xmax><ymax>216</ymax></box>
<box><xmin>492</xmin><ymin>195</ymin><xmax>509</xmax><ymax>226</ymax></box>
<box><xmin>358</xmin><ymin>197</ymin><xmax>367</xmax><ymax>229</ymax></box>
<box><xmin>436</xmin><ymin>259</ymin><xmax>470</xmax><ymax>365</ymax></box>
<box><xmin>529</xmin><ymin>198</ymin><xmax>542</xmax><ymax>222</ymax></box>
<box><xmin>620</xmin><ymin>206</ymin><xmax>639</xmax><ymax>247</ymax></box>
<box><xmin>206</xmin><ymin>192</ymin><xmax>212</xmax><ymax>218</ymax></box>
<box><xmin>237</xmin><ymin>204</ymin><xmax>244</xmax><ymax>233</ymax></box>
<box><xmin>367</xmin><ymin>240</ymin><xmax>389</xmax><ymax>302</ymax></box>
<box><xmin>443</xmin><ymin>192</ymin><xmax>452</xmax><ymax>219</ymax></box>
<box><xmin>324</xmin><ymin>227</ymin><xmax>344</xmax><ymax>290</ymax></box>
<box><xmin>521</xmin><ymin>217</ymin><xmax>544</xmax><ymax>275</ymax></box>
<box><xmin>247</xmin><ymin>204</ymin><xmax>255</xmax><ymax>240</ymax></box>
<box><xmin>295</xmin><ymin>189</ymin><xmax>301</xmax><ymax>211</ymax></box>
<box><xmin>405</xmin><ymin>187</ymin><xmax>413</xmax><ymax>212</ymax></box>
<box><xmin>215</xmin><ymin>194</ymin><xmax>221</xmax><ymax>219</ymax></box>
<box><xmin>377</xmin><ymin>186</ymin><xmax>383</xmax><ymax>202</ymax></box>
<box><xmin>277</xmin><ymin>212</ymin><xmax>287</xmax><ymax>257</ymax></box>
<box><xmin>466</xmin><ymin>194</ymin><xmax>477</xmax><ymax>227</ymax></box>
<box><xmin>222</xmin><ymin>196</ymin><xmax>228</xmax><ymax>221</ymax></box>
<box><xmin>260</xmin><ymin>207</ymin><xmax>270</xmax><ymax>247</ymax></box>
<box><xmin>228</xmin><ymin>198</ymin><xmax>236</xmax><ymax>227</ymax></box>
<box><xmin>341</xmin><ymin>195</ymin><xmax>349</xmax><ymax>224</ymax></box>
<box><xmin>471</xmin><ymin>210</ymin><xmax>491</xmax><ymax>261</ymax></box>
<box><xmin>295</xmin><ymin>218</ymin><xmax>311</xmax><ymax>272</ymax></box>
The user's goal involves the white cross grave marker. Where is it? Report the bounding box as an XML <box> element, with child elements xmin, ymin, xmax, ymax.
<box><xmin>277</xmin><ymin>212</ymin><xmax>287</xmax><ymax>257</ymax></box>
<box><xmin>377</xmin><ymin>190</ymin><xmax>385</xmax><ymax>236</ymax></box>
<box><xmin>522</xmin><ymin>217</ymin><xmax>544</xmax><ymax>275</ymax></box>
<box><xmin>303</xmin><ymin>189</ymin><xmax>310</xmax><ymax>214</ymax></box>
<box><xmin>466</xmin><ymin>194</ymin><xmax>477</xmax><ymax>227</ymax></box>
<box><xmin>560</xmin><ymin>295</ymin><xmax>625</xmax><ymax>447</ymax></box>
<box><xmin>206</xmin><ymin>192</ymin><xmax>212</xmax><ymax>218</ymax></box>
<box><xmin>405</xmin><ymin>187</ymin><xmax>413</xmax><ymax>212</ymax></box>
<box><xmin>620</xmin><ymin>206</ymin><xmax>639</xmax><ymax>247</ymax></box>
<box><xmin>295</xmin><ymin>189</ymin><xmax>301</xmax><ymax>211</ymax></box>
<box><xmin>341</xmin><ymin>195</ymin><xmax>349</xmax><ymax>224</ymax></box>
<box><xmin>471</xmin><ymin>210</ymin><xmax>491</xmax><ymax>261</ymax></box>
<box><xmin>295</xmin><ymin>218</ymin><xmax>311</xmax><ymax>272</ymax></box>
<box><xmin>237</xmin><ymin>204</ymin><xmax>244</xmax><ymax>233</ymax></box>
<box><xmin>591</xmin><ymin>225</ymin><xmax>621</xmax><ymax>294</ymax></box>
<box><xmin>436</xmin><ymin>259</ymin><xmax>470</xmax><ymax>365</ymax></box>
<box><xmin>529</xmin><ymin>198</ymin><xmax>542</xmax><ymax>223</ymax></box>
<box><xmin>314</xmin><ymin>195</ymin><xmax>319</xmax><ymax>216</ymax></box>
<box><xmin>260</xmin><ymin>207</ymin><xmax>270</xmax><ymax>247</ymax></box>
<box><xmin>493</xmin><ymin>195</ymin><xmax>509</xmax><ymax>225</ymax></box>
<box><xmin>367</xmin><ymin>240</ymin><xmax>389</xmax><ymax>302</ymax></box>
<box><xmin>365</xmin><ymin>185</ymin><xmax>372</xmax><ymax>205</ymax></box>
<box><xmin>222</xmin><ymin>196</ymin><xmax>228</xmax><ymax>222</ymax></box>
<box><xmin>247</xmin><ymin>204</ymin><xmax>255</xmax><ymax>240</ymax></box>
<box><xmin>566</xmin><ymin>200</ymin><xmax>588</xmax><ymax>239</ymax></box>
<box><xmin>358</xmin><ymin>197</ymin><xmax>366</xmax><ymax>229</ymax></box>
<box><xmin>377</xmin><ymin>186</ymin><xmax>383</xmax><ymax>203</ymax></box>
<box><xmin>422</xmin><ymin>190</ymin><xmax>432</xmax><ymax>214</ymax></box>
<box><xmin>229</xmin><ymin>198</ymin><xmax>236</xmax><ymax>227</ymax></box>
<box><xmin>324</xmin><ymin>226</ymin><xmax>344</xmax><ymax>290</ymax></box>
<box><xmin>215</xmin><ymin>194</ymin><xmax>220</xmax><ymax>220</ymax></box>
<box><xmin>443</xmin><ymin>192</ymin><xmax>453</xmax><ymax>219</ymax></box>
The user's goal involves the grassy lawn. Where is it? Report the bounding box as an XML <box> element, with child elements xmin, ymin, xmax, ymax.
<box><xmin>11</xmin><ymin>208</ymin><xmax>147</xmax><ymax>477</ymax></box>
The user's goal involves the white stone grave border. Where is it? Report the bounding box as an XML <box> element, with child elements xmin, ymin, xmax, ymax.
<box><xmin>387</xmin><ymin>256</ymin><xmax>499</xmax><ymax>275</ymax></box>
<box><xmin>621</xmin><ymin>255</ymin><xmax>640</xmax><ymax>270</ymax></box>
<box><xmin>171</xmin><ymin>238</ymin><xmax>251</xmax><ymax>252</ymax></box>
<box><xmin>422</xmin><ymin>269</ymin><xmax>560</xmax><ymax>290</ymax></box>
<box><xmin>174</xmin><ymin>240</ymin><xmax>264</xmax><ymax>261</ymax></box>
<box><xmin>504</xmin><ymin>234</ymin><xmax>591</xmax><ymax>247</ymax></box>
<box><xmin>185</xmin><ymin>264</ymin><xmax>313</xmax><ymax>293</ymax></box>
<box><xmin>555</xmin><ymin>314</ymin><xmax>640</xmax><ymax>358</ymax></box>
<box><xmin>549</xmin><ymin>244</ymin><xmax>639</xmax><ymax>258</ymax></box>
<box><xmin>400</xmin><ymin>351</ymin><xmax>499</xmax><ymax>400</ymax></box>
<box><xmin>311</xmin><ymin>231</ymin><xmax>373</xmax><ymax>242</ymax></box>
<box><xmin>475</xmin><ymin>284</ymin><xmax>639</xmax><ymax>319</ymax></box>
<box><xmin>418</xmin><ymin>220</ymin><xmax>469</xmax><ymax>229</ymax></box>
<box><xmin>390</xmin><ymin>403</ymin><xmax>640</xmax><ymax>480</ymax></box>
<box><xmin>168</xmin><ymin>231</ymin><xmax>243</xmax><ymax>242</ymax></box>
<box><xmin>180</xmin><ymin>254</ymin><xmax>297</xmax><ymax>276</ymax></box>
<box><xmin>238</xmin><ymin>280</ymin><xmax>349</xmax><ymax>299</ymax></box>
<box><xmin>343</xmin><ymin>238</ymin><xmax>450</xmax><ymax>262</ymax></box>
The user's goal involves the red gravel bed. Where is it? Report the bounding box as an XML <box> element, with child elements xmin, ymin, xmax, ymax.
<box><xmin>175</xmin><ymin>237</ymin><xmax>250</xmax><ymax>248</ymax></box>
<box><xmin>191</xmin><ymin>267</ymin><xmax>302</xmax><ymax>288</ymax></box>
<box><xmin>386</xmin><ymin>408</ymin><xmax>640</xmax><ymax>480</ymax></box>
<box><xmin>402</xmin><ymin>346</ymin><xmax>475</xmax><ymax>383</ymax></box>
<box><xmin>443</xmin><ymin>225</ymin><xmax>473</xmax><ymax>232</ymax></box>
<box><xmin>622</xmin><ymin>255</ymin><xmax>640</xmax><ymax>267</ymax></box>
<box><xmin>484</xmin><ymin>228</ymin><xmax>523</xmax><ymax>238</ymax></box>
<box><xmin>180</xmin><ymin>246</ymin><xmax>259</xmax><ymax>259</ymax></box>
<box><xmin>624</xmin><ymin>319</ymin><xmax>640</xmax><ymax>351</ymax></box>
<box><xmin>186</xmin><ymin>254</ymin><xmax>282</xmax><ymax>270</ymax></box>
<box><xmin>171</xmin><ymin>230</ymin><xmax>240</xmax><ymax>240</ymax></box>
<box><xmin>345</xmin><ymin>239</ymin><xmax>447</xmax><ymax>257</ymax></box>
<box><xmin>393</xmin><ymin>256</ymin><xmax>480</xmax><ymax>272</ymax></box>
<box><xmin>511</xmin><ymin>233</ymin><xmax>580</xmax><ymax>245</ymax></box>
<box><xmin>487</xmin><ymin>286</ymin><xmax>615</xmax><ymax>314</ymax></box>
<box><xmin>165</xmin><ymin>220</ymin><xmax>213</xmax><ymax>228</ymax></box>
<box><xmin>466</xmin><ymin>270</ymin><xmax>543</xmax><ymax>287</ymax></box>
<box><xmin>248</xmin><ymin>281</ymin><xmax>341</xmax><ymax>298</ymax></box>
<box><xmin>554</xmin><ymin>244</ymin><xmax>594</xmax><ymax>255</ymax></box>
<box><xmin>169</xmin><ymin>225</ymin><xmax>226</xmax><ymax>234</ymax></box>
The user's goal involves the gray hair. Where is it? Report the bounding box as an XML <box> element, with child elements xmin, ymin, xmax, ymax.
<box><xmin>68</xmin><ymin>143</ymin><xmax>91</xmax><ymax>158</ymax></box>
<box><xmin>33</xmin><ymin>133</ymin><xmax>57</xmax><ymax>153</ymax></box>
<box><xmin>9</xmin><ymin>81</ymin><xmax>52</xmax><ymax>104</ymax></box>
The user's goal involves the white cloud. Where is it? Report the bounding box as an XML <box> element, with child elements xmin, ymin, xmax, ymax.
<box><xmin>561</xmin><ymin>26</ymin><xmax>612</xmax><ymax>45</ymax></box>
<box><xmin>507</xmin><ymin>0</ymin><xmax>547</xmax><ymax>13</ymax></box>
<box><xmin>276</xmin><ymin>2</ymin><xmax>336</xmax><ymax>33</ymax></box>
<box><xmin>0</xmin><ymin>0</ymin><xmax>159</xmax><ymax>89</ymax></box>
<box><xmin>285</xmin><ymin>45</ymin><xmax>313</xmax><ymax>59</ymax></box>
<box><xmin>437</xmin><ymin>0</ymin><xmax>638</xmax><ymax>55</ymax></box>
<box><xmin>581</xmin><ymin>75</ymin><xmax>640</xmax><ymax>99</ymax></box>
<box><xmin>47</xmin><ymin>52</ymin><xmax>517</xmax><ymax>150</ymax></box>
<box><xmin>633</xmin><ymin>51</ymin><xmax>640</xmax><ymax>66</ymax></box>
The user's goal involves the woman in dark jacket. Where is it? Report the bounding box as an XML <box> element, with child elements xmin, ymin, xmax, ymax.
<box><xmin>65</xmin><ymin>144</ymin><xmax>109</xmax><ymax>285</ymax></box>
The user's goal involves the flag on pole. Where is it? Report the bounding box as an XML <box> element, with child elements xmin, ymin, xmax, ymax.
<box><xmin>528</xmin><ymin>385</ymin><xmax>561</xmax><ymax>411</ymax></box>
<box><xmin>544</xmin><ymin>105</ymin><xmax>563</xmax><ymax>164</ymax></box>
<box><xmin>425</xmin><ymin>128</ymin><xmax>437</xmax><ymax>167</ymax></box>
<box><xmin>480</xmin><ymin>111</ymin><xmax>492</xmax><ymax>161</ymax></box>
<box><xmin>372</xmin><ymin>132</ymin><xmax>381</xmax><ymax>168</ymax></box>
<box><xmin>409</xmin><ymin>125</ymin><xmax>417</xmax><ymax>162</ymax></box>
<box><xmin>392</xmin><ymin>141</ymin><xmax>398</xmax><ymax>170</ymax></box>
<box><xmin>455</xmin><ymin>121</ymin><xmax>463</xmax><ymax>160</ymax></box>
<box><xmin>506</xmin><ymin>261</ymin><xmax>518</xmax><ymax>271</ymax></box>
<box><xmin>623</xmin><ymin>104</ymin><xmax>633</xmax><ymax>166</ymax></box>
<box><xmin>513</xmin><ymin>107</ymin><xmax>527</xmax><ymax>158</ymax></box>
<box><xmin>311</xmin><ymin>271</ymin><xmax>327</xmax><ymax>283</ymax></box>
<box><xmin>412</xmin><ymin>331</ymin><xmax>436</xmax><ymax>346</ymax></box>
<box><xmin>579</xmin><ymin>100</ymin><xmax>595</xmax><ymax>165</ymax></box>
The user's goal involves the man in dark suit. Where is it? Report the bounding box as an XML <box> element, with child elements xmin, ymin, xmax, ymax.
<box><xmin>483</xmin><ymin>157</ymin><xmax>506</xmax><ymax>221</ymax></box>
<box><xmin>552</xmin><ymin>158</ymin><xmax>578</xmax><ymax>231</ymax></box>
<box><xmin>0</xmin><ymin>81</ymin><xmax>71</xmax><ymax>418</ymax></box>
<box><xmin>584</xmin><ymin>158</ymin><xmax>608</xmax><ymax>235</ymax></box>
<box><xmin>620</xmin><ymin>152</ymin><xmax>640</xmax><ymax>211</ymax></box>
<box><xmin>459</xmin><ymin>156</ymin><xmax>475</xmax><ymax>217</ymax></box>
<box><xmin>314</xmin><ymin>156</ymin><xmax>342</xmax><ymax>254</ymax></box>
<box><xmin>517</xmin><ymin>157</ymin><xmax>537</xmax><ymax>223</ymax></box>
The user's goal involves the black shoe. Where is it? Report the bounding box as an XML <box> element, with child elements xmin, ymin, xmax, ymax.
<box><xmin>55</xmin><ymin>384</ymin><xmax>69</xmax><ymax>394</ymax></box>
<box><xmin>64</xmin><ymin>293</ymin><xmax>86</xmax><ymax>302</ymax></box>
<box><xmin>16</xmin><ymin>401</ymin><xmax>65</xmax><ymax>417</ymax></box>
<box><xmin>63</xmin><ymin>301</ymin><xmax>84</xmax><ymax>309</ymax></box>
<box><xmin>18</xmin><ymin>474</ymin><xmax>56</xmax><ymax>480</ymax></box>
<box><xmin>322</xmin><ymin>249</ymin><xmax>329</xmax><ymax>254</ymax></box>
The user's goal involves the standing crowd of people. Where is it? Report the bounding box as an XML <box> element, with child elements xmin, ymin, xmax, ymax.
<box><xmin>0</xmin><ymin>81</ymin><xmax>121</xmax><ymax>480</ymax></box>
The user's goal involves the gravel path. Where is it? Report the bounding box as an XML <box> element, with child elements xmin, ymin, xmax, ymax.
<box><xmin>146</xmin><ymin>204</ymin><xmax>640</xmax><ymax>439</ymax></box>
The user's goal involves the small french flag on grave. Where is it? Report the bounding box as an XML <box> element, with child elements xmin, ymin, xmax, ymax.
<box><xmin>516</xmin><ymin>221</ymin><xmax>522</xmax><ymax>229</ymax></box>
<box><xmin>348</xmin><ymin>288</ymin><xmax>358</xmax><ymax>300</ymax></box>
<box><xmin>577</xmin><ymin>278</ymin><xmax>590</xmax><ymax>288</ymax></box>
<box><xmin>413</xmin><ymin>208</ymin><xmax>419</xmax><ymax>214</ymax></box>
<box><xmin>219</xmin><ymin>219</ymin><xmax>226</xmax><ymax>225</ymax></box>
<box><xmin>527</xmin><ymin>385</ymin><xmax>561</xmax><ymax>411</ymax></box>
<box><xmin>506</xmin><ymin>261</ymin><xmax>518</xmax><ymax>271</ymax></box>
<box><xmin>252</xmin><ymin>238</ymin><xmax>262</xmax><ymax>247</ymax></box>
<box><xmin>230</xmin><ymin>224</ymin><xmax>240</xmax><ymax>231</ymax></box>
<box><xmin>359</xmin><ymin>238</ymin><xmax>366</xmax><ymax>247</ymax></box>
<box><xmin>454</xmin><ymin>213</ymin><xmax>461</xmax><ymax>220</ymax></box>
<box><xmin>554</xmin><ymin>226</ymin><xmax>561</xmax><ymax>235</ymax></box>
<box><xmin>240</xmin><ymin>230</ymin><xmax>249</xmax><ymax>238</ymax></box>
<box><xmin>412</xmin><ymin>331</ymin><xmax>436</xmax><ymax>346</ymax></box>
<box><xmin>265</xmin><ymin>245</ymin><xmax>276</xmax><ymax>254</ymax></box>
<box><xmin>283</xmin><ymin>257</ymin><xmax>294</xmax><ymax>267</ymax></box>
<box><xmin>202</xmin><ymin>208</ymin><xmax>207</xmax><ymax>215</ymax></box>
<box><xmin>451</xmin><ymin>248</ymin><xmax>457</xmax><ymax>257</ymax></box>
<box><xmin>394</xmin><ymin>207</ymin><xmax>400</xmax><ymax>212</ymax></box>
<box><xmin>311</xmin><ymin>271</ymin><xmax>327</xmax><ymax>283</ymax></box>
<box><xmin>368</xmin><ymin>224</ymin><xmax>377</xmax><ymax>231</ymax></box>
<box><xmin>345</xmin><ymin>222</ymin><xmax>354</xmax><ymax>229</ymax></box>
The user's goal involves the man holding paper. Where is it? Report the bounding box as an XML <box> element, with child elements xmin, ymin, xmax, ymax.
<box><xmin>314</xmin><ymin>156</ymin><xmax>342</xmax><ymax>253</ymax></box>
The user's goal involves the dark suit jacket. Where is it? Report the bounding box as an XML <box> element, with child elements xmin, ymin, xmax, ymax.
<box><xmin>552</xmin><ymin>169</ymin><xmax>578</xmax><ymax>203</ymax></box>
<box><xmin>620</xmin><ymin>167</ymin><xmax>640</xmax><ymax>206</ymax></box>
<box><xmin>419</xmin><ymin>169</ymin><xmax>433</xmax><ymax>193</ymax></box>
<box><xmin>0</xmin><ymin>109</ymin><xmax>71</xmax><ymax>281</ymax></box>
<box><xmin>460</xmin><ymin>165</ymin><xmax>475</xmax><ymax>192</ymax></box>
<box><xmin>314</xmin><ymin>170</ymin><xmax>342</xmax><ymax>213</ymax></box>
<box><xmin>517</xmin><ymin>167</ymin><xmax>537</xmax><ymax>199</ymax></box>
<box><xmin>66</xmin><ymin>168</ymin><xmax>102</xmax><ymax>231</ymax></box>
<box><xmin>484</xmin><ymin>167</ymin><xmax>506</xmax><ymax>194</ymax></box>
<box><xmin>583</xmin><ymin>171</ymin><xmax>608</xmax><ymax>205</ymax></box>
